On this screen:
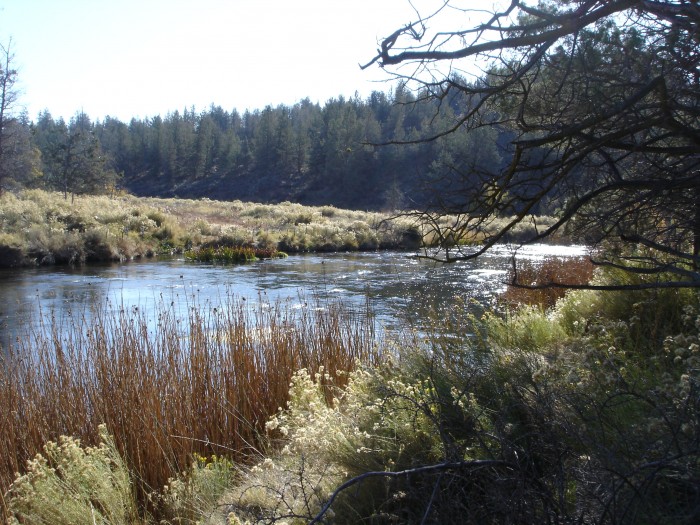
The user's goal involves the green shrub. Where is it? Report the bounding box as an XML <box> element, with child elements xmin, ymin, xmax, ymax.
<box><xmin>158</xmin><ymin>454</ymin><xmax>234</xmax><ymax>525</ymax></box>
<box><xmin>25</xmin><ymin>226</ymin><xmax>85</xmax><ymax>264</ymax></box>
<box><xmin>192</xmin><ymin>219</ymin><xmax>216</xmax><ymax>236</ymax></box>
<box><xmin>349</xmin><ymin>221</ymin><xmax>379</xmax><ymax>250</ymax></box>
<box><xmin>554</xmin><ymin>266</ymin><xmax>696</xmax><ymax>352</ymax></box>
<box><xmin>185</xmin><ymin>245</ymin><xmax>258</xmax><ymax>263</ymax></box>
<box><xmin>320</xmin><ymin>206</ymin><xmax>337</xmax><ymax>218</ymax></box>
<box><xmin>278</xmin><ymin>231</ymin><xmax>312</xmax><ymax>253</ymax></box>
<box><xmin>146</xmin><ymin>209</ymin><xmax>167</xmax><ymax>227</ymax></box>
<box><xmin>486</xmin><ymin>305</ymin><xmax>567</xmax><ymax>354</ymax></box>
<box><xmin>255</xmin><ymin>230</ymin><xmax>278</xmax><ymax>251</ymax></box>
<box><xmin>83</xmin><ymin>228</ymin><xmax>118</xmax><ymax>262</ymax></box>
<box><xmin>0</xmin><ymin>233</ymin><xmax>26</xmax><ymax>266</ymax></box>
<box><xmin>224</xmin><ymin>360</ymin><xmax>508</xmax><ymax>524</ymax></box>
<box><xmin>292</xmin><ymin>211</ymin><xmax>315</xmax><ymax>225</ymax></box>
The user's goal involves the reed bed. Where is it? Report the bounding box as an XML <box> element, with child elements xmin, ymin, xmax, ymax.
<box><xmin>500</xmin><ymin>256</ymin><xmax>596</xmax><ymax>309</ymax></box>
<box><xmin>0</xmin><ymin>294</ymin><xmax>380</xmax><ymax>512</ymax></box>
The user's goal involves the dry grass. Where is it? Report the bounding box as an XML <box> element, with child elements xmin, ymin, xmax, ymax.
<box><xmin>0</xmin><ymin>293</ymin><xmax>380</xmax><ymax>516</ymax></box>
<box><xmin>0</xmin><ymin>190</ymin><xmax>568</xmax><ymax>267</ymax></box>
<box><xmin>0</xmin><ymin>190</ymin><xmax>422</xmax><ymax>266</ymax></box>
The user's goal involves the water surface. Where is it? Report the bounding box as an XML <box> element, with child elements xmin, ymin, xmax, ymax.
<box><xmin>0</xmin><ymin>245</ymin><xmax>588</xmax><ymax>347</ymax></box>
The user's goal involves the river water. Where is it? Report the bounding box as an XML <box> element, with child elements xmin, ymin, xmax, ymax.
<box><xmin>0</xmin><ymin>245</ymin><xmax>587</xmax><ymax>348</ymax></box>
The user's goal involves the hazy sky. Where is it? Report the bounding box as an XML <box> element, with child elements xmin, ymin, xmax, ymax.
<box><xmin>0</xmin><ymin>0</ymin><xmax>451</xmax><ymax>122</ymax></box>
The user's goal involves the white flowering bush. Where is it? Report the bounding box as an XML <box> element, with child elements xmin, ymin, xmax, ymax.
<box><xmin>222</xmin><ymin>365</ymin><xmax>453</xmax><ymax>524</ymax></box>
<box><xmin>5</xmin><ymin>424</ymin><xmax>139</xmax><ymax>525</ymax></box>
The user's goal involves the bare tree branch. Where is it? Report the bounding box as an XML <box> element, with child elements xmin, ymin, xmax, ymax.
<box><xmin>309</xmin><ymin>459</ymin><xmax>513</xmax><ymax>524</ymax></box>
<box><xmin>363</xmin><ymin>0</ymin><xmax>700</xmax><ymax>289</ymax></box>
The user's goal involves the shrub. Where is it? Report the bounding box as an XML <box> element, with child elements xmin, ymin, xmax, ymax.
<box><xmin>192</xmin><ymin>219</ymin><xmax>216</xmax><ymax>236</ymax></box>
<box><xmin>349</xmin><ymin>221</ymin><xmax>379</xmax><ymax>250</ymax></box>
<box><xmin>223</xmin><ymin>339</ymin><xmax>576</xmax><ymax>524</ymax></box>
<box><xmin>146</xmin><ymin>209</ymin><xmax>167</xmax><ymax>227</ymax></box>
<box><xmin>554</xmin><ymin>266</ymin><xmax>696</xmax><ymax>352</ymax></box>
<box><xmin>185</xmin><ymin>245</ymin><xmax>258</xmax><ymax>263</ymax></box>
<box><xmin>255</xmin><ymin>230</ymin><xmax>278</xmax><ymax>251</ymax></box>
<box><xmin>83</xmin><ymin>228</ymin><xmax>119</xmax><ymax>262</ymax></box>
<box><xmin>223</xmin><ymin>365</ymin><xmax>449</xmax><ymax>524</ymax></box>
<box><xmin>320</xmin><ymin>206</ymin><xmax>337</xmax><ymax>218</ymax></box>
<box><xmin>486</xmin><ymin>304</ymin><xmax>567</xmax><ymax>354</ymax></box>
<box><xmin>0</xmin><ymin>233</ymin><xmax>26</xmax><ymax>266</ymax></box>
<box><xmin>219</xmin><ymin>272</ymin><xmax>700</xmax><ymax>524</ymax></box>
<box><xmin>25</xmin><ymin>227</ymin><xmax>85</xmax><ymax>265</ymax></box>
<box><xmin>158</xmin><ymin>454</ymin><xmax>234</xmax><ymax>525</ymax></box>
<box><xmin>292</xmin><ymin>212</ymin><xmax>315</xmax><ymax>225</ymax></box>
<box><xmin>278</xmin><ymin>231</ymin><xmax>312</xmax><ymax>253</ymax></box>
<box><xmin>5</xmin><ymin>424</ymin><xmax>140</xmax><ymax>525</ymax></box>
<box><xmin>153</xmin><ymin>220</ymin><xmax>184</xmax><ymax>244</ymax></box>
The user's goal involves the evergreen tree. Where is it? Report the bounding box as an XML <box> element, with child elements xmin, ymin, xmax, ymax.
<box><xmin>35</xmin><ymin>112</ymin><xmax>116</xmax><ymax>199</ymax></box>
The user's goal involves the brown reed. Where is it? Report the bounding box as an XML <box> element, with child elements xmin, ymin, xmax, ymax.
<box><xmin>0</xmin><ymin>294</ymin><xmax>380</xmax><ymax>516</ymax></box>
<box><xmin>500</xmin><ymin>256</ymin><xmax>596</xmax><ymax>309</ymax></box>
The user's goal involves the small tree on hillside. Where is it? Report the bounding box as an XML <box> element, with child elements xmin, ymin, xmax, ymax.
<box><xmin>363</xmin><ymin>0</ymin><xmax>700</xmax><ymax>289</ymax></box>
<box><xmin>37</xmin><ymin>112</ymin><xmax>118</xmax><ymax>200</ymax></box>
<box><xmin>0</xmin><ymin>39</ymin><xmax>25</xmax><ymax>192</ymax></box>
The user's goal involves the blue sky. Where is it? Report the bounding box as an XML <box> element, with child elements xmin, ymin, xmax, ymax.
<box><xmin>0</xmin><ymin>0</ymin><xmax>433</xmax><ymax>122</ymax></box>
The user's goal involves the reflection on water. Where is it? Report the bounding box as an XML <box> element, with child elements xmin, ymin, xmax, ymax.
<box><xmin>0</xmin><ymin>245</ymin><xmax>588</xmax><ymax>348</ymax></box>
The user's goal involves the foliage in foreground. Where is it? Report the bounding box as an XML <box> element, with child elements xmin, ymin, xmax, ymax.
<box><xmin>5</xmin><ymin>424</ymin><xmax>140</xmax><ymax>525</ymax></box>
<box><xmin>220</xmin><ymin>269</ymin><xmax>700</xmax><ymax>524</ymax></box>
<box><xmin>3</xmin><ymin>427</ymin><xmax>238</xmax><ymax>525</ymax></box>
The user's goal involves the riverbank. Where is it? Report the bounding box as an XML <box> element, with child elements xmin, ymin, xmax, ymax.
<box><xmin>3</xmin><ymin>264</ymin><xmax>698</xmax><ymax>524</ymax></box>
<box><xmin>0</xmin><ymin>189</ymin><xmax>566</xmax><ymax>268</ymax></box>
<box><xmin>0</xmin><ymin>190</ymin><xmax>414</xmax><ymax>267</ymax></box>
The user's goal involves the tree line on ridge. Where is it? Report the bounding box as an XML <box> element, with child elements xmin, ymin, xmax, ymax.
<box><xmin>3</xmin><ymin>83</ymin><xmax>511</xmax><ymax>212</ymax></box>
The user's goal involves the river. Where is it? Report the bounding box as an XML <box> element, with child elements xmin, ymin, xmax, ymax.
<box><xmin>0</xmin><ymin>245</ymin><xmax>587</xmax><ymax>348</ymax></box>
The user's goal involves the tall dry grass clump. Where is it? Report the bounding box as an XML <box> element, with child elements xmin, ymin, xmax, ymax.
<box><xmin>0</xmin><ymin>294</ymin><xmax>379</xmax><ymax>516</ymax></box>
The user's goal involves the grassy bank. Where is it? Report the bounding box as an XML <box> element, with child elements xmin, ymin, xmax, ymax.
<box><xmin>0</xmin><ymin>189</ymin><xmax>566</xmax><ymax>267</ymax></box>
<box><xmin>0</xmin><ymin>190</ymin><xmax>423</xmax><ymax>267</ymax></box>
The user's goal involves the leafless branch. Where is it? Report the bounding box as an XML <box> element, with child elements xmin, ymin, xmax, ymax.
<box><xmin>309</xmin><ymin>459</ymin><xmax>513</xmax><ymax>524</ymax></box>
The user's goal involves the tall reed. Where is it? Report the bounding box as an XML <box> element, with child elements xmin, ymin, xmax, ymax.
<box><xmin>0</xmin><ymin>294</ymin><xmax>380</xmax><ymax>513</ymax></box>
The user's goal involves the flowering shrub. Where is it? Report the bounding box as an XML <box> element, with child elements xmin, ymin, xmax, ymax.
<box><xmin>218</xmin><ymin>270</ymin><xmax>698</xmax><ymax>524</ymax></box>
<box><xmin>222</xmin><ymin>365</ymin><xmax>451</xmax><ymax>524</ymax></box>
<box><xmin>5</xmin><ymin>424</ymin><xmax>139</xmax><ymax>525</ymax></box>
